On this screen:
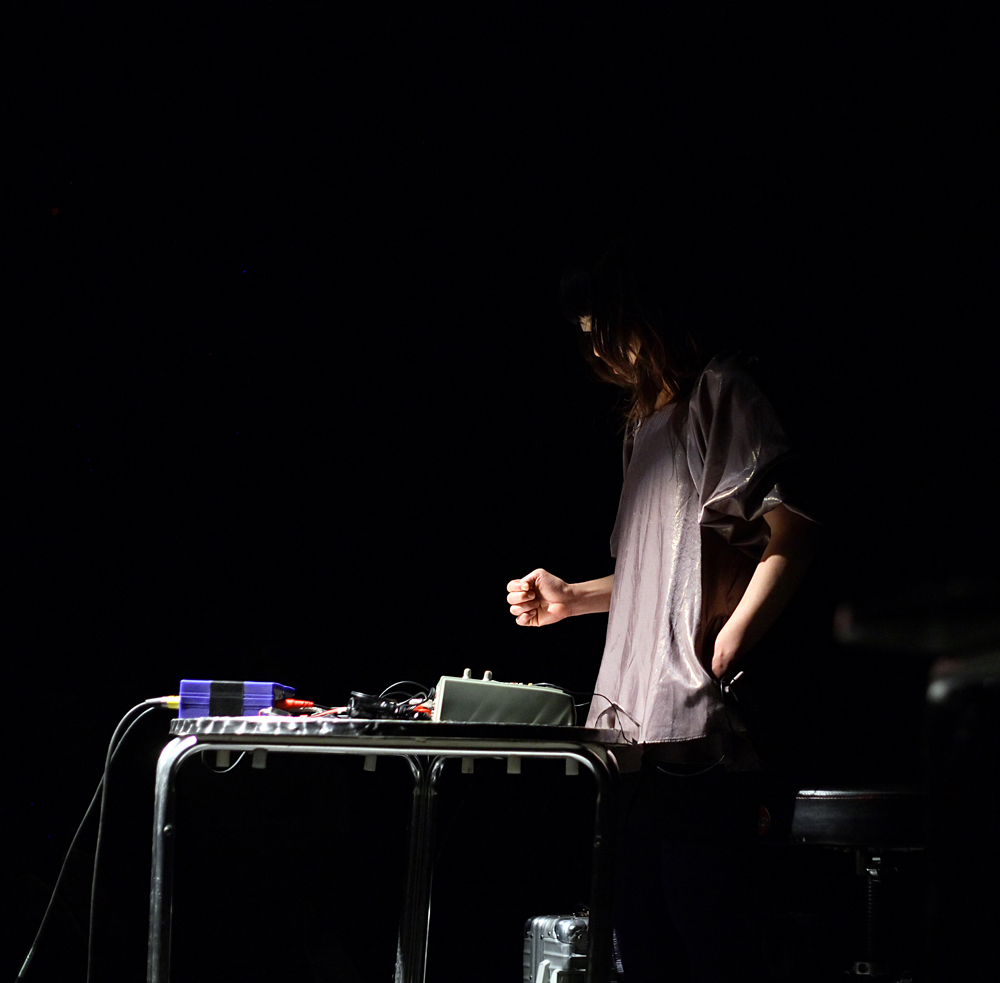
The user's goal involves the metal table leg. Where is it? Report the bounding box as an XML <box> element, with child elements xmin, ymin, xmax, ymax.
<box><xmin>397</xmin><ymin>756</ymin><xmax>448</xmax><ymax>983</ymax></box>
<box><xmin>582</xmin><ymin>748</ymin><xmax>618</xmax><ymax>983</ymax></box>
<box><xmin>147</xmin><ymin>735</ymin><xmax>198</xmax><ymax>983</ymax></box>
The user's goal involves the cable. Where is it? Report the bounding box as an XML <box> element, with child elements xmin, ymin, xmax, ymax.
<box><xmin>17</xmin><ymin>772</ymin><xmax>104</xmax><ymax>979</ymax></box>
<box><xmin>377</xmin><ymin>680</ymin><xmax>430</xmax><ymax>700</ymax></box>
<box><xmin>18</xmin><ymin>696</ymin><xmax>178</xmax><ymax>981</ymax></box>
<box><xmin>589</xmin><ymin>693</ymin><xmax>640</xmax><ymax>746</ymax></box>
<box><xmin>654</xmin><ymin>674</ymin><xmax>746</xmax><ymax>778</ymax></box>
<box><xmin>654</xmin><ymin>753</ymin><xmax>728</xmax><ymax>778</ymax></box>
<box><xmin>87</xmin><ymin>704</ymin><xmax>159</xmax><ymax>983</ymax></box>
<box><xmin>199</xmin><ymin>750</ymin><xmax>246</xmax><ymax>774</ymax></box>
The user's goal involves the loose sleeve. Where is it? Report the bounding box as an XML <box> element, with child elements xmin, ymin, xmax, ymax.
<box><xmin>685</xmin><ymin>357</ymin><xmax>810</xmax><ymax>550</ymax></box>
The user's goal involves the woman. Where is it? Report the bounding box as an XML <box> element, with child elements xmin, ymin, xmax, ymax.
<box><xmin>506</xmin><ymin>238</ymin><xmax>818</xmax><ymax>981</ymax></box>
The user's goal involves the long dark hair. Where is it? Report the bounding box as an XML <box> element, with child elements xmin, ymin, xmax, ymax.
<box><xmin>560</xmin><ymin>236</ymin><xmax>701</xmax><ymax>424</ymax></box>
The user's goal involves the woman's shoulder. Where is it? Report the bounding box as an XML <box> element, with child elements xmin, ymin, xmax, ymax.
<box><xmin>700</xmin><ymin>351</ymin><xmax>762</xmax><ymax>380</ymax></box>
<box><xmin>690</xmin><ymin>352</ymin><xmax>769</xmax><ymax>404</ymax></box>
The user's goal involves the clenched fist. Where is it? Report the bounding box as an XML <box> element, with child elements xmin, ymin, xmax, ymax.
<box><xmin>505</xmin><ymin>569</ymin><xmax>575</xmax><ymax>627</ymax></box>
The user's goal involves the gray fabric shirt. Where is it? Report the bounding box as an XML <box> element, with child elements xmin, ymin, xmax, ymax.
<box><xmin>586</xmin><ymin>356</ymin><xmax>800</xmax><ymax>752</ymax></box>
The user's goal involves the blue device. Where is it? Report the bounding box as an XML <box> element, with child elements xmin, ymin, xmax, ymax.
<box><xmin>178</xmin><ymin>679</ymin><xmax>295</xmax><ymax>718</ymax></box>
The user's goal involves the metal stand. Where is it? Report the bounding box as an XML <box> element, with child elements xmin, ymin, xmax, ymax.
<box><xmin>147</xmin><ymin>718</ymin><xmax>619</xmax><ymax>983</ymax></box>
<box><xmin>853</xmin><ymin>850</ymin><xmax>888</xmax><ymax>978</ymax></box>
<box><xmin>791</xmin><ymin>788</ymin><xmax>923</xmax><ymax>982</ymax></box>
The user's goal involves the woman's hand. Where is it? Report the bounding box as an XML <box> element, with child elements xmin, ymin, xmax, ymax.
<box><xmin>712</xmin><ymin>622</ymin><xmax>744</xmax><ymax>680</ymax></box>
<box><xmin>710</xmin><ymin>504</ymin><xmax>818</xmax><ymax>678</ymax></box>
<box><xmin>506</xmin><ymin>571</ymin><xmax>615</xmax><ymax>626</ymax></box>
<box><xmin>506</xmin><ymin>569</ymin><xmax>576</xmax><ymax>627</ymax></box>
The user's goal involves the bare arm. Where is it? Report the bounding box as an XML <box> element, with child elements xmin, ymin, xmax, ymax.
<box><xmin>567</xmin><ymin>575</ymin><xmax>615</xmax><ymax>615</ymax></box>
<box><xmin>507</xmin><ymin>571</ymin><xmax>614</xmax><ymax>626</ymax></box>
<box><xmin>711</xmin><ymin>504</ymin><xmax>819</xmax><ymax>679</ymax></box>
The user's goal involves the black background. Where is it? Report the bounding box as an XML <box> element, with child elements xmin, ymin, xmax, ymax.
<box><xmin>4</xmin><ymin>3</ymin><xmax>995</xmax><ymax>980</ymax></box>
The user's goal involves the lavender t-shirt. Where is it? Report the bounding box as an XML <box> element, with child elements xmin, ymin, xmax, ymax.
<box><xmin>586</xmin><ymin>357</ymin><xmax>803</xmax><ymax>749</ymax></box>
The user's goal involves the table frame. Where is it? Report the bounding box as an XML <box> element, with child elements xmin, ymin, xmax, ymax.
<box><xmin>147</xmin><ymin>719</ymin><xmax>620</xmax><ymax>983</ymax></box>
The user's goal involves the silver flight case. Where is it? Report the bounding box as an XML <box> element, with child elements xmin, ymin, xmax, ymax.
<box><xmin>523</xmin><ymin>913</ymin><xmax>589</xmax><ymax>983</ymax></box>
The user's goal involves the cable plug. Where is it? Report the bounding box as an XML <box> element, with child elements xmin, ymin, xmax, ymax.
<box><xmin>145</xmin><ymin>695</ymin><xmax>181</xmax><ymax>709</ymax></box>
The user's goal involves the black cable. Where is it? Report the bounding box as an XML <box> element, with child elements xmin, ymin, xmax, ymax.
<box><xmin>17</xmin><ymin>775</ymin><xmax>104</xmax><ymax>980</ymax></box>
<box><xmin>655</xmin><ymin>675</ymin><xmax>744</xmax><ymax>778</ymax></box>
<box><xmin>589</xmin><ymin>692</ymin><xmax>639</xmax><ymax>746</ymax></box>
<box><xmin>18</xmin><ymin>699</ymin><xmax>167</xmax><ymax>980</ymax></box>
<box><xmin>654</xmin><ymin>753</ymin><xmax>727</xmax><ymax>778</ymax></box>
<box><xmin>86</xmin><ymin>704</ymin><xmax>158</xmax><ymax>983</ymax></box>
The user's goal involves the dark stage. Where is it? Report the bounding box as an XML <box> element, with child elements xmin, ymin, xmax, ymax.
<box><xmin>5</xmin><ymin>4</ymin><xmax>996</xmax><ymax>981</ymax></box>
